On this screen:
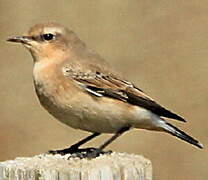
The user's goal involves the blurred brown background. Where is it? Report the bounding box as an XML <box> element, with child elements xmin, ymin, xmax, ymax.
<box><xmin>0</xmin><ymin>0</ymin><xmax>207</xmax><ymax>179</ymax></box>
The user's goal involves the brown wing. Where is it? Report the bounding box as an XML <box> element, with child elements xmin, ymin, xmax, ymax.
<box><xmin>64</xmin><ymin>68</ymin><xmax>186</xmax><ymax>122</ymax></box>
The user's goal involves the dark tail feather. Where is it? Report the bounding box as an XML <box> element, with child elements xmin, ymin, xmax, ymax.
<box><xmin>164</xmin><ymin>122</ymin><xmax>203</xmax><ymax>149</ymax></box>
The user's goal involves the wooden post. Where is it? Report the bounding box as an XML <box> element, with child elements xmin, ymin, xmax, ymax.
<box><xmin>0</xmin><ymin>152</ymin><xmax>152</xmax><ymax>180</ymax></box>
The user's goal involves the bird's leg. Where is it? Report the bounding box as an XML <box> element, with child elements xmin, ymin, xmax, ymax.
<box><xmin>84</xmin><ymin>126</ymin><xmax>130</xmax><ymax>159</ymax></box>
<box><xmin>48</xmin><ymin>132</ymin><xmax>100</xmax><ymax>155</ymax></box>
<box><xmin>99</xmin><ymin>126</ymin><xmax>130</xmax><ymax>150</ymax></box>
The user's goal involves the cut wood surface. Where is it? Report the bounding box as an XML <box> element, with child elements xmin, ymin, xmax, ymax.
<box><xmin>0</xmin><ymin>152</ymin><xmax>152</xmax><ymax>180</ymax></box>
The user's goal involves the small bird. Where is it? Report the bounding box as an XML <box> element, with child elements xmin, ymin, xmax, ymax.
<box><xmin>7</xmin><ymin>22</ymin><xmax>203</xmax><ymax>157</ymax></box>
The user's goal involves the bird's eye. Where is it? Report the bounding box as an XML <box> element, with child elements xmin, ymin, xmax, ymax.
<box><xmin>41</xmin><ymin>33</ymin><xmax>54</xmax><ymax>41</ymax></box>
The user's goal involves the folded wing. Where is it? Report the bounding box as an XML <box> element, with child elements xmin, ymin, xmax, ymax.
<box><xmin>64</xmin><ymin>67</ymin><xmax>186</xmax><ymax>122</ymax></box>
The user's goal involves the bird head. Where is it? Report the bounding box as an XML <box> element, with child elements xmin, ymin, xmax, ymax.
<box><xmin>7</xmin><ymin>22</ymin><xmax>82</xmax><ymax>62</ymax></box>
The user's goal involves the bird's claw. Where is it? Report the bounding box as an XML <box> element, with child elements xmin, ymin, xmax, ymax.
<box><xmin>48</xmin><ymin>147</ymin><xmax>112</xmax><ymax>159</ymax></box>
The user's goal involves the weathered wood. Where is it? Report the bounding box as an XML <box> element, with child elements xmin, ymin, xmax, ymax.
<box><xmin>0</xmin><ymin>152</ymin><xmax>152</xmax><ymax>180</ymax></box>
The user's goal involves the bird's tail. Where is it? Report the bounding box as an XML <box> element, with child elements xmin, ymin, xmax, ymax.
<box><xmin>162</xmin><ymin>122</ymin><xmax>203</xmax><ymax>149</ymax></box>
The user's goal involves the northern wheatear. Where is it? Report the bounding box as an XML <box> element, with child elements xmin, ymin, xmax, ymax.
<box><xmin>7</xmin><ymin>22</ymin><xmax>203</xmax><ymax>157</ymax></box>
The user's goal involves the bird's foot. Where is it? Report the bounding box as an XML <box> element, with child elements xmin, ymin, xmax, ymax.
<box><xmin>48</xmin><ymin>145</ymin><xmax>80</xmax><ymax>155</ymax></box>
<box><xmin>48</xmin><ymin>147</ymin><xmax>112</xmax><ymax>159</ymax></box>
<box><xmin>70</xmin><ymin>148</ymin><xmax>112</xmax><ymax>159</ymax></box>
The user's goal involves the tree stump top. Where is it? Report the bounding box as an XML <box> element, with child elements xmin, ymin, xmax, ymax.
<box><xmin>0</xmin><ymin>152</ymin><xmax>152</xmax><ymax>180</ymax></box>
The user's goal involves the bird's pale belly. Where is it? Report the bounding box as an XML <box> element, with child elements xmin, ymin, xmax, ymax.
<box><xmin>36</xmin><ymin>89</ymin><xmax>152</xmax><ymax>133</ymax></box>
<box><xmin>35</xmin><ymin>79</ymin><xmax>158</xmax><ymax>133</ymax></box>
<box><xmin>39</xmin><ymin>95</ymin><xmax>129</xmax><ymax>133</ymax></box>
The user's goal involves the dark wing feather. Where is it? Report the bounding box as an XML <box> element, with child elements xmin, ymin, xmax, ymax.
<box><xmin>65</xmin><ymin>69</ymin><xmax>186</xmax><ymax>122</ymax></box>
<box><xmin>124</xmin><ymin>91</ymin><xmax>185</xmax><ymax>121</ymax></box>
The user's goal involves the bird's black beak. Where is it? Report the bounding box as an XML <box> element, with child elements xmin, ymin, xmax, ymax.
<box><xmin>7</xmin><ymin>36</ymin><xmax>33</xmax><ymax>44</ymax></box>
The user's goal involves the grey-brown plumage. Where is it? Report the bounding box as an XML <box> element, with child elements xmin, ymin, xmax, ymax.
<box><xmin>7</xmin><ymin>22</ymin><xmax>203</xmax><ymax>155</ymax></box>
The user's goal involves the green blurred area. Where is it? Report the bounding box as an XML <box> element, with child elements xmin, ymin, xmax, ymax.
<box><xmin>0</xmin><ymin>1</ymin><xmax>207</xmax><ymax>179</ymax></box>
